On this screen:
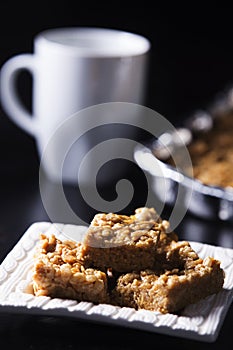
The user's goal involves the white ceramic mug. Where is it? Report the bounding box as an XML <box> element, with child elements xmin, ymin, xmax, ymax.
<box><xmin>0</xmin><ymin>27</ymin><xmax>150</xmax><ymax>185</ymax></box>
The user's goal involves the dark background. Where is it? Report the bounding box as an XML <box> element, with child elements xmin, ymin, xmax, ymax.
<box><xmin>1</xmin><ymin>3</ymin><xmax>233</xmax><ymax>117</ymax></box>
<box><xmin>1</xmin><ymin>2</ymin><xmax>233</xmax><ymax>230</ymax></box>
<box><xmin>0</xmin><ymin>3</ymin><xmax>233</xmax><ymax>349</ymax></box>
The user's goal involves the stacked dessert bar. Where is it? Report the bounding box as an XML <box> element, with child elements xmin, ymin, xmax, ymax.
<box><xmin>32</xmin><ymin>207</ymin><xmax>224</xmax><ymax>314</ymax></box>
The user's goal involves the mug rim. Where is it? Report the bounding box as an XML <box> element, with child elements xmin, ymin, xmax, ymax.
<box><xmin>35</xmin><ymin>27</ymin><xmax>151</xmax><ymax>57</ymax></box>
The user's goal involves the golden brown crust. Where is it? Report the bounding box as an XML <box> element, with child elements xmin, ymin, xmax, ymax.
<box><xmin>82</xmin><ymin>207</ymin><xmax>168</xmax><ymax>272</ymax></box>
<box><xmin>112</xmin><ymin>255</ymin><xmax>225</xmax><ymax>314</ymax></box>
<box><xmin>32</xmin><ymin>234</ymin><xmax>109</xmax><ymax>304</ymax></box>
<box><xmin>32</xmin><ymin>207</ymin><xmax>225</xmax><ymax>314</ymax></box>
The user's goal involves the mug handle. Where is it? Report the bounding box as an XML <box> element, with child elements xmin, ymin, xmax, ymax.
<box><xmin>0</xmin><ymin>54</ymin><xmax>37</xmax><ymax>136</ymax></box>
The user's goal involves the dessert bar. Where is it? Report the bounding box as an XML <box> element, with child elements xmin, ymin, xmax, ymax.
<box><xmin>32</xmin><ymin>207</ymin><xmax>225</xmax><ymax>314</ymax></box>
<box><xmin>33</xmin><ymin>234</ymin><xmax>109</xmax><ymax>304</ymax></box>
<box><xmin>112</xmin><ymin>241</ymin><xmax>224</xmax><ymax>313</ymax></box>
<box><xmin>82</xmin><ymin>207</ymin><xmax>169</xmax><ymax>272</ymax></box>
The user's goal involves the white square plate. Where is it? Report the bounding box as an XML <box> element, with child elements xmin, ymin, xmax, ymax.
<box><xmin>0</xmin><ymin>222</ymin><xmax>232</xmax><ymax>342</ymax></box>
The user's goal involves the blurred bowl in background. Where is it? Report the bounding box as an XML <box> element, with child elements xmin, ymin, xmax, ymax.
<box><xmin>134</xmin><ymin>86</ymin><xmax>233</xmax><ymax>222</ymax></box>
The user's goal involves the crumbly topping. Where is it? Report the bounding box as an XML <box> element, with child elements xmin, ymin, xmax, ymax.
<box><xmin>37</xmin><ymin>233</ymin><xmax>84</xmax><ymax>268</ymax></box>
<box><xmin>113</xmin><ymin>256</ymin><xmax>224</xmax><ymax>313</ymax></box>
<box><xmin>32</xmin><ymin>234</ymin><xmax>108</xmax><ymax>302</ymax></box>
<box><xmin>84</xmin><ymin>207</ymin><xmax>168</xmax><ymax>248</ymax></box>
<box><xmin>32</xmin><ymin>207</ymin><xmax>225</xmax><ymax>313</ymax></box>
